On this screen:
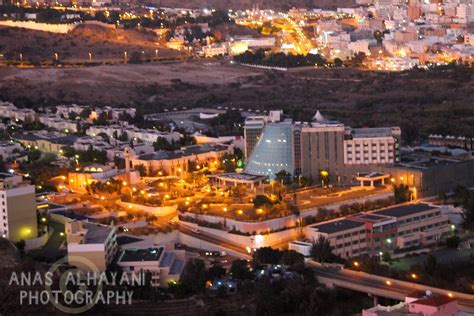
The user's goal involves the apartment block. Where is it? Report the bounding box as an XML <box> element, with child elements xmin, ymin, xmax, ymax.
<box><xmin>0</xmin><ymin>173</ymin><xmax>37</xmax><ymax>242</ymax></box>
<box><xmin>306</xmin><ymin>203</ymin><xmax>451</xmax><ymax>259</ymax></box>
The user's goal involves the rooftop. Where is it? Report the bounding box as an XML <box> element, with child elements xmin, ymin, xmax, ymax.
<box><xmin>411</xmin><ymin>295</ymin><xmax>456</xmax><ymax>307</ymax></box>
<box><xmin>312</xmin><ymin>218</ymin><xmax>364</xmax><ymax>234</ymax></box>
<box><xmin>374</xmin><ymin>203</ymin><xmax>436</xmax><ymax>218</ymax></box>
<box><xmin>82</xmin><ymin>223</ymin><xmax>114</xmax><ymax>244</ymax></box>
<box><xmin>119</xmin><ymin>247</ymin><xmax>164</xmax><ymax>263</ymax></box>
<box><xmin>351</xmin><ymin>127</ymin><xmax>399</xmax><ymax>138</ymax></box>
<box><xmin>138</xmin><ymin>143</ymin><xmax>229</xmax><ymax>161</ymax></box>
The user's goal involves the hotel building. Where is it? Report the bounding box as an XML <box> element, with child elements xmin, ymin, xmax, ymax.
<box><xmin>0</xmin><ymin>173</ymin><xmax>37</xmax><ymax>242</ymax></box>
<box><xmin>306</xmin><ymin>203</ymin><xmax>451</xmax><ymax>259</ymax></box>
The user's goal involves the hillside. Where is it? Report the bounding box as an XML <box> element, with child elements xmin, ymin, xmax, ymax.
<box><xmin>0</xmin><ymin>60</ymin><xmax>472</xmax><ymax>144</ymax></box>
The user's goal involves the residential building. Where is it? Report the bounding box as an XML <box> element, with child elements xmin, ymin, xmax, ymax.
<box><xmin>65</xmin><ymin>221</ymin><xmax>118</xmax><ymax>272</ymax></box>
<box><xmin>117</xmin><ymin>247</ymin><xmax>185</xmax><ymax>287</ymax></box>
<box><xmin>12</xmin><ymin>131</ymin><xmax>77</xmax><ymax>155</ymax></box>
<box><xmin>124</xmin><ymin>143</ymin><xmax>232</xmax><ymax>177</ymax></box>
<box><xmin>363</xmin><ymin>292</ymin><xmax>458</xmax><ymax>316</ymax></box>
<box><xmin>306</xmin><ymin>203</ymin><xmax>451</xmax><ymax>259</ymax></box>
<box><xmin>0</xmin><ymin>173</ymin><xmax>37</xmax><ymax>242</ymax></box>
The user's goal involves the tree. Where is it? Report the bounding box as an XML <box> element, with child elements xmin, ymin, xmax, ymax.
<box><xmin>253</xmin><ymin>195</ymin><xmax>274</xmax><ymax>209</ymax></box>
<box><xmin>253</xmin><ymin>247</ymin><xmax>281</xmax><ymax>265</ymax></box>
<box><xmin>135</xmin><ymin>164</ymin><xmax>147</xmax><ymax>177</ymax></box>
<box><xmin>310</xmin><ymin>235</ymin><xmax>334</xmax><ymax>263</ymax></box>
<box><xmin>230</xmin><ymin>259</ymin><xmax>253</xmax><ymax>280</ymax></box>
<box><xmin>445</xmin><ymin>236</ymin><xmax>461</xmax><ymax>248</ymax></box>
<box><xmin>275</xmin><ymin>170</ymin><xmax>292</xmax><ymax>185</ymax></box>
<box><xmin>129</xmin><ymin>51</ymin><xmax>142</xmax><ymax>64</ymax></box>
<box><xmin>178</xmin><ymin>259</ymin><xmax>207</xmax><ymax>294</ymax></box>
<box><xmin>333</xmin><ymin>58</ymin><xmax>343</xmax><ymax>67</ymax></box>
<box><xmin>424</xmin><ymin>254</ymin><xmax>437</xmax><ymax>275</ymax></box>
<box><xmin>27</xmin><ymin>149</ymin><xmax>41</xmax><ymax>161</ymax></box>
<box><xmin>281</xmin><ymin>250</ymin><xmax>304</xmax><ymax>266</ymax></box>
<box><xmin>394</xmin><ymin>184</ymin><xmax>411</xmax><ymax>203</ymax></box>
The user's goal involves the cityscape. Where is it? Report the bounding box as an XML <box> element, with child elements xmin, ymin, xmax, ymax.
<box><xmin>0</xmin><ymin>0</ymin><xmax>473</xmax><ymax>315</ymax></box>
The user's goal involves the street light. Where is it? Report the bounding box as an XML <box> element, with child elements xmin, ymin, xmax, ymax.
<box><xmin>88</xmin><ymin>52</ymin><xmax>92</xmax><ymax>62</ymax></box>
<box><xmin>385</xmin><ymin>280</ymin><xmax>392</xmax><ymax>286</ymax></box>
<box><xmin>411</xmin><ymin>273</ymin><xmax>417</xmax><ymax>279</ymax></box>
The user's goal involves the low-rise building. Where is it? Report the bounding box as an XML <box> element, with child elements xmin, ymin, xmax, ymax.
<box><xmin>65</xmin><ymin>221</ymin><xmax>118</xmax><ymax>272</ymax></box>
<box><xmin>306</xmin><ymin>203</ymin><xmax>451</xmax><ymax>259</ymax></box>
<box><xmin>124</xmin><ymin>143</ymin><xmax>233</xmax><ymax>177</ymax></box>
<box><xmin>363</xmin><ymin>292</ymin><xmax>457</xmax><ymax>316</ymax></box>
<box><xmin>117</xmin><ymin>247</ymin><xmax>185</xmax><ymax>287</ymax></box>
<box><xmin>12</xmin><ymin>131</ymin><xmax>77</xmax><ymax>155</ymax></box>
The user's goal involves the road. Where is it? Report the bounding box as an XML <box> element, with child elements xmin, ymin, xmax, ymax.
<box><xmin>308</xmin><ymin>261</ymin><xmax>474</xmax><ymax>313</ymax></box>
<box><xmin>177</xmin><ymin>225</ymin><xmax>251</xmax><ymax>259</ymax></box>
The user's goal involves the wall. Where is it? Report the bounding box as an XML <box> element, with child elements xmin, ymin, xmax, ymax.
<box><xmin>179</xmin><ymin>220</ymin><xmax>299</xmax><ymax>248</ymax></box>
<box><xmin>179</xmin><ymin>210</ymin><xmax>297</xmax><ymax>234</ymax></box>
<box><xmin>179</xmin><ymin>190</ymin><xmax>393</xmax><ymax>234</ymax></box>
<box><xmin>116</xmin><ymin>200</ymin><xmax>177</xmax><ymax>217</ymax></box>
<box><xmin>25</xmin><ymin>229</ymin><xmax>52</xmax><ymax>251</ymax></box>
<box><xmin>0</xmin><ymin>20</ymin><xmax>75</xmax><ymax>34</ymax></box>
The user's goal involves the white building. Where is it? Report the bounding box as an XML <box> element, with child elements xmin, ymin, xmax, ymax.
<box><xmin>344</xmin><ymin>127</ymin><xmax>401</xmax><ymax>165</ymax></box>
<box><xmin>117</xmin><ymin>247</ymin><xmax>185</xmax><ymax>287</ymax></box>
<box><xmin>65</xmin><ymin>221</ymin><xmax>118</xmax><ymax>272</ymax></box>
<box><xmin>0</xmin><ymin>173</ymin><xmax>37</xmax><ymax>242</ymax></box>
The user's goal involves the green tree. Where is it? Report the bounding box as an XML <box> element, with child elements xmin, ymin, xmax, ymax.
<box><xmin>230</xmin><ymin>259</ymin><xmax>253</xmax><ymax>280</ymax></box>
<box><xmin>281</xmin><ymin>250</ymin><xmax>304</xmax><ymax>266</ymax></box>
<box><xmin>310</xmin><ymin>235</ymin><xmax>334</xmax><ymax>263</ymax></box>
<box><xmin>253</xmin><ymin>247</ymin><xmax>281</xmax><ymax>265</ymax></box>
<box><xmin>275</xmin><ymin>170</ymin><xmax>292</xmax><ymax>185</ymax></box>
<box><xmin>393</xmin><ymin>184</ymin><xmax>411</xmax><ymax>203</ymax></box>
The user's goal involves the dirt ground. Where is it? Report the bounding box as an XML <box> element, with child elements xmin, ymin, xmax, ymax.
<box><xmin>0</xmin><ymin>60</ymin><xmax>472</xmax><ymax>143</ymax></box>
<box><xmin>0</xmin><ymin>25</ymin><xmax>182</xmax><ymax>63</ymax></box>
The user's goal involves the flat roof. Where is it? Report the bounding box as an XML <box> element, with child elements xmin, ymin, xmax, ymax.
<box><xmin>138</xmin><ymin>143</ymin><xmax>228</xmax><ymax>161</ymax></box>
<box><xmin>374</xmin><ymin>203</ymin><xmax>436</xmax><ymax>218</ymax></box>
<box><xmin>120</xmin><ymin>247</ymin><xmax>164</xmax><ymax>262</ymax></box>
<box><xmin>83</xmin><ymin>223</ymin><xmax>113</xmax><ymax>244</ymax></box>
<box><xmin>313</xmin><ymin>219</ymin><xmax>364</xmax><ymax>234</ymax></box>
<box><xmin>412</xmin><ymin>295</ymin><xmax>455</xmax><ymax>307</ymax></box>
<box><xmin>213</xmin><ymin>173</ymin><xmax>267</xmax><ymax>182</ymax></box>
<box><xmin>352</xmin><ymin>213</ymin><xmax>392</xmax><ymax>222</ymax></box>
<box><xmin>351</xmin><ymin>127</ymin><xmax>397</xmax><ymax>138</ymax></box>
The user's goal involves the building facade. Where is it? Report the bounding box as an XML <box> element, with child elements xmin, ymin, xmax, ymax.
<box><xmin>306</xmin><ymin>203</ymin><xmax>451</xmax><ymax>259</ymax></box>
<box><xmin>65</xmin><ymin>221</ymin><xmax>118</xmax><ymax>272</ymax></box>
<box><xmin>0</xmin><ymin>173</ymin><xmax>37</xmax><ymax>242</ymax></box>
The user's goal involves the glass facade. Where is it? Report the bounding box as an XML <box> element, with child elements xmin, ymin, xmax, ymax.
<box><xmin>244</xmin><ymin>122</ymin><xmax>294</xmax><ymax>178</ymax></box>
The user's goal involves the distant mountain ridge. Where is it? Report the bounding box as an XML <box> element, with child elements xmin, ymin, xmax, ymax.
<box><xmin>152</xmin><ymin>0</ymin><xmax>357</xmax><ymax>10</ymax></box>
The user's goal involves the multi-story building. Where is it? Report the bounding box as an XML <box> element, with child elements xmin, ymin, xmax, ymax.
<box><xmin>117</xmin><ymin>247</ymin><xmax>185</xmax><ymax>287</ymax></box>
<box><xmin>0</xmin><ymin>173</ymin><xmax>37</xmax><ymax>242</ymax></box>
<box><xmin>124</xmin><ymin>143</ymin><xmax>233</xmax><ymax>177</ymax></box>
<box><xmin>245</xmin><ymin>111</ymin><xmax>400</xmax><ymax>183</ymax></box>
<box><xmin>65</xmin><ymin>220</ymin><xmax>118</xmax><ymax>272</ymax></box>
<box><xmin>306</xmin><ymin>203</ymin><xmax>451</xmax><ymax>259</ymax></box>
<box><xmin>344</xmin><ymin>127</ymin><xmax>401</xmax><ymax>165</ymax></box>
<box><xmin>243</xmin><ymin>110</ymin><xmax>282</xmax><ymax>159</ymax></box>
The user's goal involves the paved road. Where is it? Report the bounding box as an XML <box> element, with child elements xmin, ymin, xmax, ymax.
<box><xmin>308</xmin><ymin>261</ymin><xmax>474</xmax><ymax>313</ymax></box>
<box><xmin>177</xmin><ymin>225</ymin><xmax>251</xmax><ymax>259</ymax></box>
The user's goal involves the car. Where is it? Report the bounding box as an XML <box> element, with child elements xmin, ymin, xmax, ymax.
<box><xmin>192</xmin><ymin>228</ymin><xmax>201</xmax><ymax>234</ymax></box>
